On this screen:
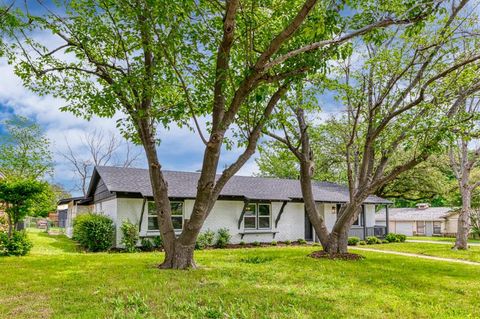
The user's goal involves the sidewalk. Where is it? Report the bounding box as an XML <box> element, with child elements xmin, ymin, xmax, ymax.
<box><xmin>350</xmin><ymin>247</ymin><xmax>480</xmax><ymax>266</ymax></box>
<box><xmin>406</xmin><ymin>239</ymin><xmax>480</xmax><ymax>246</ymax></box>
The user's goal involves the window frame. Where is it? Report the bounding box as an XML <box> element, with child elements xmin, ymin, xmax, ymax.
<box><xmin>416</xmin><ymin>220</ymin><xmax>426</xmax><ymax>234</ymax></box>
<box><xmin>147</xmin><ymin>200</ymin><xmax>184</xmax><ymax>232</ymax></box>
<box><xmin>243</xmin><ymin>202</ymin><xmax>271</xmax><ymax>230</ymax></box>
<box><xmin>433</xmin><ymin>221</ymin><xmax>442</xmax><ymax>235</ymax></box>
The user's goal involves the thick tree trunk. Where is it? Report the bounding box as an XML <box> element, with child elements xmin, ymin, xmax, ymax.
<box><xmin>298</xmin><ymin>159</ymin><xmax>330</xmax><ymax>248</ymax></box>
<box><xmin>136</xmin><ymin>118</ymin><xmax>177</xmax><ymax>268</ymax></box>
<box><xmin>324</xmin><ymin>198</ymin><xmax>365</xmax><ymax>254</ymax></box>
<box><xmin>324</xmin><ymin>226</ymin><xmax>349</xmax><ymax>254</ymax></box>
<box><xmin>454</xmin><ymin>188</ymin><xmax>471</xmax><ymax>250</ymax></box>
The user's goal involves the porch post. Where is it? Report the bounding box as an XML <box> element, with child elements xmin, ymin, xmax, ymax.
<box><xmin>362</xmin><ymin>205</ymin><xmax>366</xmax><ymax>239</ymax></box>
<box><xmin>385</xmin><ymin>204</ymin><xmax>390</xmax><ymax>235</ymax></box>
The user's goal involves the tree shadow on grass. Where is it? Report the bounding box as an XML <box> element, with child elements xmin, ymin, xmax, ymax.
<box><xmin>36</xmin><ymin>231</ymin><xmax>81</xmax><ymax>254</ymax></box>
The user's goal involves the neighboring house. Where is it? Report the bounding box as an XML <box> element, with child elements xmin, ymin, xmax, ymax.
<box><xmin>69</xmin><ymin>166</ymin><xmax>391</xmax><ymax>247</ymax></box>
<box><xmin>376</xmin><ymin>203</ymin><xmax>459</xmax><ymax>236</ymax></box>
<box><xmin>57</xmin><ymin>197</ymin><xmax>93</xmax><ymax>237</ymax></box>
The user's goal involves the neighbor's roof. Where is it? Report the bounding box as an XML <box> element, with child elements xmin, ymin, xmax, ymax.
<box><xmin>57</xmin><ymin>197</ymin><xmax>88</xmax><ymax>205</ymax></box>
<box><xmin>87</xmin><ymin>166</ymin><xmax>390</xmax><ymax>204</ymax></box>
<box><xmin>376</xmin><ymin>207</ymin><xmax>456</xmax><ymax>221</ymax></box>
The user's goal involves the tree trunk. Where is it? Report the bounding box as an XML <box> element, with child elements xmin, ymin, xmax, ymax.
<box><xmin>136</xmin><ymin>118</ymin><xmax>178</xmax><ymax>268</ymax></box>
<box><xmin>7</xmin><ymin>208</ymin><xmax>12</xmax><ymax>238</ymax></box>
<box><xmin>454</xmin><ymin>187</ymin><xmax>471</xmax><ymax>250</ymax></box>
<box><xmin>324</xmin><ymin>226</ymin><xmax>349</xmax><ymax>254</ymax></box>
<box><xmin>324</xmin><ymin>198</ymin><xmax>365</xmax><ymax>254</ymax></box>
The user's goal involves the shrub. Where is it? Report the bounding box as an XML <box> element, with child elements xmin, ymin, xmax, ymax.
<box><xmin>73</xmin><ymin>213</ymin><xmax>114</xmax><ymax>252</ymax></box>
<box><xmin>252</xmin><ymin>241</ymin><xmax>260</xmax><ymax>247</ymax></box>
<box><xmin>140</xmin><ymin>238</ymin><xmax>154</xmax><ymax>251</ymax></box>
<box><xmin>152</xmin><ymin>236</ymin><xmax>163</xmax><ymax>248</ymax></box>
<box><xmin>366</xmin><ymin>236</ymin><xmax>381</xmax><ymax>245</ymax></box>
<box><xmin>0</xmin><ymin>215</ymin><xmax>7</xmax><ymax>233</ymax></box>
<box><xmin>385</xmin><ymin>233</ymin><xmax>400</xmax><ymax>243</ymax></box>
<box><xmin>312</xmin><ymin>242</ymin><xmax>321</xmax><ymax>247</ymax></box>
<box><xmin>120</xmin><ymin>220</ymin><xmax>139</xmax><ymax>253</ymax></box>
<box><xmin>382</xmin><ymin>239</ymin><xmax>389</xmax><ymax>244</ymax></box>
<box><xmin>215</xmin><ymin>228</ymin><xmax>231</xmax><ymax>248</ymax></box>
<box><xmin>196</xmin><ymin>230</ymin><xmax>215</xmax><ymax>250</ymax></box>
<box><xmin>348</xmin><ymin>236</ymin><xmax>360</xmax><ymax>246</ymax></box>
<box><xmin>396</xmin><ymin>234</ymin><xmax>406</xmax><ymax>242</ymax></box>
<box><xmin>285</xmin><ymin>240</ymin><xmax>291</xmax><ymax>245</ymax></box>
<box><xmin>0</xmin><ymin>232</ymin><xmax>6</xmax><ymax>256</ymax></box>
<box><xmin>359</xmin><ymin>240</ymin><xmax>367</xmax><ymax>245</ymax></box>
<box><xmin>297</xmin><ymin>239</ymin><xmax>307</xmax><ymax>245</ymax></box>
<box><xmin>239</xmin><ymin>241</ymin><xmax>245</xmax><ymax>246</ymax></box>
<box><xmin>0</xmin><ymin>230</ymin><xmax>32</xmax><ymax>256</ymax></box>
<box><xmin>270</xmin><ymin>240</ymin><xmax>277</xmax><ymax>246</ymax></box>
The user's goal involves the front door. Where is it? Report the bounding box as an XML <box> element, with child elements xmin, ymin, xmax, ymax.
<box><xmin>305</xmin><ymin>211</ymin><xmax>313</xmax><ymax>241</ymax></box>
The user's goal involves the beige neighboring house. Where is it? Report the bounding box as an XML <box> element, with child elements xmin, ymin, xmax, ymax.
<box><xmin>376</xmin><ymin>203</ymin><xmax>459</xmax><ymax>236</ymax></box>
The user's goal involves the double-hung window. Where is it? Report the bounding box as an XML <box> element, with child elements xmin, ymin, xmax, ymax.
<box><xmin>433</xmin><ymin>221</ymin><xmax>442</xmax><ymax>235</ymax></box>
<box><xmin>147</xmin><ymin>201</ymin><xmax>184</xmax><ymax>231</ymax></box>
<box><xmin>243</xmin><ymin>203</ymin><xmax>271</xmax><ymax>230</ymax></box>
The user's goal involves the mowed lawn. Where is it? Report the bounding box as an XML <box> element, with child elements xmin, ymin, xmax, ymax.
<box><xmin>360</xmin><ymin>242</ymin><xmax>480</xmax><ymax>263</ymax></box>
<box><xmin>1</xmin><ymin>231</ymin><xmax>480</xmax><ymax>319</ymax></box>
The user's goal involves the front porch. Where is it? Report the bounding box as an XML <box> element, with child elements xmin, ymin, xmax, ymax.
<box><xmin>349</xmin><ymin>226</ymin><xmax>388</xmax><ymax>239</ymax></box>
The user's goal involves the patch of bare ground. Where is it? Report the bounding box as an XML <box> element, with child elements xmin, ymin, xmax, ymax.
<box><xmin>308</xmin><ymin>250</ymin><xmax>365</xmax><ymax>261</ymax></box>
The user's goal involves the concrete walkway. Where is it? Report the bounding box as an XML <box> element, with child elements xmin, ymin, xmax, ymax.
<box><xmin>406</xmin><ymin>239</ymin><xmax>480</xmax><ymax>246</ymax></box>
<box><xmin>350</xmin><ymin>247</ymin><xmax>480</xmax><ymax>266</ymax></box>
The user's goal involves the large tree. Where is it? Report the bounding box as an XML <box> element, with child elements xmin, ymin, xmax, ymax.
<box><xmin>0</xmin><ymin>115</ymin><xmax>53</xmax><ymax>179</ymax></box>
<box><xmin>267</xmin><ymin>0</ymin><xmax>480</xmax><ymax>254</ymax></box>
<box><xmin>449</xmin><ymin>96</ymin><xmax>480</xmax><ymax>249</ymax></box>
<box><xmin>257</xmin><ymin>121</ymin><xmax>347</xmax><ymax>183</ymax></box>
<box><xmin>7</xmin><ymin>0</ymin><xmax>436</xmax><ymax>268</ymax></box>
<box><xmin>60</xmin><ymin>129</ymin><xmax>142</xmax><ymax>196</ymax></box>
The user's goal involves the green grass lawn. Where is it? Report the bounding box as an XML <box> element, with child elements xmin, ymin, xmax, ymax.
<box><xmin>361</xmin><ymin>242</ymin><xmax>480</xmax><ymax>263</ymax></box>
<box><xmin>406</xmin><ymin>236</ymin><xmax>480</xmax><ymax>243</ymax></box>
<box><xmin>1</xmin><ymin>231</ymin><xmax>480</xmax><ymax>319</ymax></box>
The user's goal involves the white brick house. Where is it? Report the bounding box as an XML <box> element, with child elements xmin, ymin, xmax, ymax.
<box><xmin>69</xmin><ymin>166</ymin><xmax>390</xmax><ymax>247</ymax></box>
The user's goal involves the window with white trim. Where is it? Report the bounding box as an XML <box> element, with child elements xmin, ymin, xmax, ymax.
<box><xmin>243</xmin><ymin>203</ymin><xmax>271</xmax><ymax>229</ymax></box>
<box><xmin>147</xmin><ymin>201</ymin><xmax>184</xmax><ymax>231</ymax></box>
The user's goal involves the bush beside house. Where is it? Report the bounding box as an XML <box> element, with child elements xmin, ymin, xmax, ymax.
<box><xmin>120</xmin><ymin>220</ymin><xmax>139</xmax><ymax>253</ymax></box>
<box><xmin>73</xmin><ymin>213</ymin><xmax>114</xmax><ymax>252</ymax></box>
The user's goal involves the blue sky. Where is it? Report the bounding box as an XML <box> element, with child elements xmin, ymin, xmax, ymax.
<box><xmin>0</xmin><ymin>53</ymin><xmax>268</xmax><ymax>195</ymax></box>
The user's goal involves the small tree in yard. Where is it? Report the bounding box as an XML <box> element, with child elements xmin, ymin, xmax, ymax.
<box><xmin>6</xmin><ymin>0</ymin><xmax>437</xmax><ymax>268</ymax></box>
<box><xmin>0</xmin><ymin>179</ymin><xmax>46</xmax><ymax>236</ymax></box>
<box><xmin>266</xmin><ymin>0</ymin><xmax>480</xmax><ymax>254</ymax></box>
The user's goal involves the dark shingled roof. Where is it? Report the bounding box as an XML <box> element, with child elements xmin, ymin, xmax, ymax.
<box><xmin>88</xmin><ymin>166</ymin><xmax>391</xmax><ymax>204</ymax></box>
